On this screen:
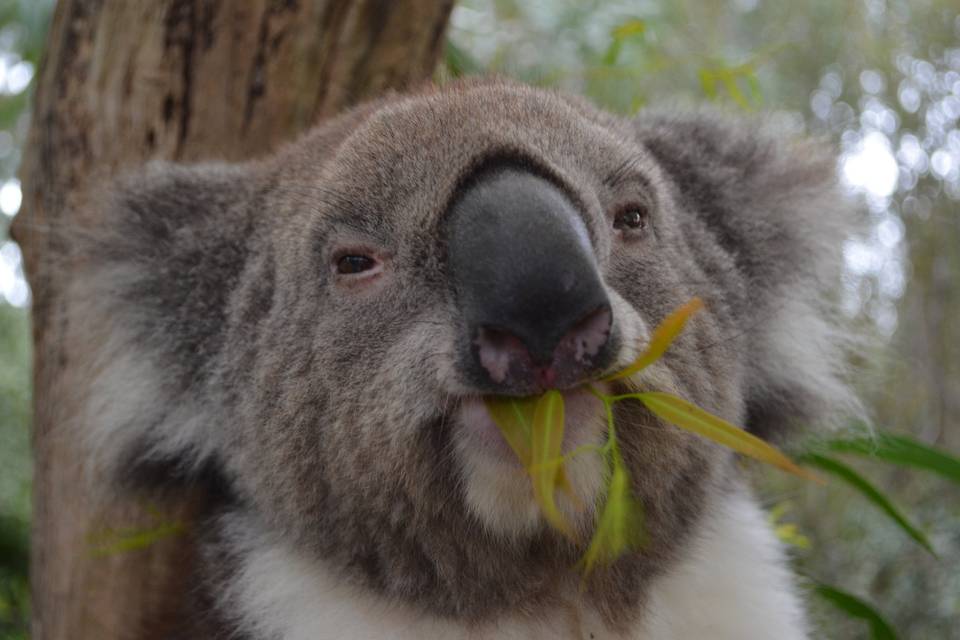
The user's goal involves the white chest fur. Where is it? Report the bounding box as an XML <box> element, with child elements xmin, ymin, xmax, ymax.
<box><xmin>219</xmin><ymin>489</ymin><xmax>809</xmax><ymax>640</ymax></box>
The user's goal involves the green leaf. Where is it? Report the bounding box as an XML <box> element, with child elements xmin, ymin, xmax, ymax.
<box><xmin>485</xmin><ymin>395</ymin><xmax>538</xmax><ymax>465</ymax></box>
<box><xmin>601</xmin><ymin>39</ymin><xmax>624</xmax><ymax>67</ymax></box>
<box><xmin>579</xmin><ymin>449</ymin><xmax>644</xmax><ymax>575</ymax></box>
<box><xmin>603</xmin><ymin>297</ymin><xmax>704</xmax><ymax>383</ymax></box>
<box><xmin>634</xmin><ymin>392</ymin><xmax>820</xmax><ymax>481</ymax></box>
<box><xmin>813</xmin><ymin>584</ymin><xmax>898</xmax><ymax>640</ymax></box>
<box><xmin>718</xmin><ymin>69</ymin><xmax>752</xmax><ymax>110</ymax></box>
<box><xmin>602</xmin><ymin>19</ymin><xmax>647</xmax><ymax>66</ymax></box>
<box><xmin>88</xmin><ymin>520</ymin><xmax>187</xmax><ymax>557</ymax></box>
<box><xmin>799</xmin><ymin>452</ymin><xmax>935</xmax><ymax>555</ymax></box>
<box><xmin>611</xmin><ymin>19</ymin><xmax>647</xmax><ymax>40</ymax></box>
<box><xmin>823</xmin><ymin>432</ymin><xmax>960</xmax><ymax>485</ymax></box>
<box><xmin>699</xmin><ymin>69</ymin><xmax>718</xmax><ymax>100</ymax></box>
<box><xmin>530</xmin><ymin>390</ymin><xmax>573</xmax><ymax>537</ymax></box>
<box><xmin>768</xmin><ymin>502</ymin><xmax>810</xmax><ymax>549</ymax></box>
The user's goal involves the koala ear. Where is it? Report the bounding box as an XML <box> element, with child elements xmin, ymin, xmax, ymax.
<box><xmin>74</xmin><ymin>161</ymin><xmax>260</xmax><ymax>488</ymax></box>
<box><xmin>632</xmin><ymin>109</ymin><xmax>864</xmax><ymax>438</ymax></box>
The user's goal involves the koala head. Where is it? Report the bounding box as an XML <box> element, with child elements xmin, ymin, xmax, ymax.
<box><xmin>76</xmin><ymin>79</ymin><xmax>857</xmax><ymax>623</ymax></box>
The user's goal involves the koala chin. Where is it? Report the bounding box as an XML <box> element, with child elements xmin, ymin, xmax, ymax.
<box><xmin>74</xmin><ymin>78</ymin><xmax>859</xmax><ymax>639</ymax></box>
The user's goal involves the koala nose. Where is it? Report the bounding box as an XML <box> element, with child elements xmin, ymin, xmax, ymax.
<box><xmin>446</xmin><ymin>166</ymin><xmax>613</xmax><ymax>393</ymax></box>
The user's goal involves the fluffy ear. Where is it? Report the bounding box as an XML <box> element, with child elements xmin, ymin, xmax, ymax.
<box><xmin>633</xmin><ymin>108</ymin><xmax>864</xmax><ymax>439</ymax></box>
<box><xmin>74</xmin><ymin>161</ymin><xmax>261</xmax><ymax>488</ymax></box>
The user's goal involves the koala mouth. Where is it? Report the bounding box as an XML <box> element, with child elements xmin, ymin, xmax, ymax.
<box><xmin>456</xmin><ymin>387</ymin><xmax>609</xmax><ymax>463</ymax></box>
<box><xmin>451</xmin><ymin>386</ymin><xmax>610</xmax><ymax>537</ymax></box>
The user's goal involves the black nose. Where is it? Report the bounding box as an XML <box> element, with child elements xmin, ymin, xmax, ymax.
<box><xmin>446</xmin><ymin>166</ymin><xmax>613</xmax><ymax>393</ymax></box>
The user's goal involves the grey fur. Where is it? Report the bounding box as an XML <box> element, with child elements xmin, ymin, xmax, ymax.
<box><xmin>74</xmin><ymin>78</ymin><xmax>858</xmax><ymax>635</ymax></box>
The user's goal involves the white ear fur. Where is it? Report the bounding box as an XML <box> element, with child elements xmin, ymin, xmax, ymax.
<box><xmin>72</xmin><ymin>162</ymin><xmax>252</xmax><ymax>485</ymax></box>
<box><xmin>72</xmin><ymin>263</ymin><xmax>222</xmax><ymax>483</ymax></box>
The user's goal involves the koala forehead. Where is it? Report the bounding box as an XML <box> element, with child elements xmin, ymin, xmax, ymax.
<box><xmin>271</xmin><ymin>81</ymin><xmax>653</xmax><ymax>238</ymax></box>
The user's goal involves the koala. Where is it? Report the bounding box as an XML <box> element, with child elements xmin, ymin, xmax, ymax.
<box><xmin>75</xmin><ymin>78</ymin><xmax>858</xmax><ymax>639</ymax></box>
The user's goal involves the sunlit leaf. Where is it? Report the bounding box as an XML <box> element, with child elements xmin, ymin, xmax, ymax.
<box><xmin>601</xmin><ymin>40</ymin><xmax>623</xmax><ymax>67</ymax></box>
<box><xmin>774</xmin><ymin>523</ymin><xmax>811</xmax><ymax>549</ymax></box>
<box><xmin>813</xmin><ymin>583</ymin><xmax>898</xmax><ymax>640</ymax></box>
<box><xmin>603</xmin><ymin>19</ymin><xmax>646</xmax><ymax>66</ymax></box>
<box><xmin>822</xmin><ymin>432</ymin><xmax>960</xmax><ymax>485</ymax></box>
<box><xmin>634</xmin><ymin>391</ymin><xmax>820</xmax><ymax>481</ymax></box>
<box><xmin>768</xmin><ymin>502</ymin><xmax>810</xmax><ymax>549</ymax></box>
<box><xmin>579</xmin><ymin>449</ymin><xmax>644</xmax><ymax>575</ymax></box>
<box><xmin>88</xmin><ymin>520</ymin><xmax>186</xmax><ymax>557</ymax></box>
<box><xmin>699</xmin><ymin>69</ymin><xmax>718</xmax><ymax>100</ymax></box>
<box><xmin>799</xmin><ymin>452</ymin><xmax>935</xmax><ymax>555</ymax></box>
<box><xmin>611</xmin><ymin>19</ymin><xmax>647</xmax><ymax>40</ymax></box>
<box><xmin>603</xmin><ymin>297</ymin><xmax>704</xmax><ymax>382</ymax></box>
<box><xmin>719</xmin><ymin>69</ymin><xmax>752</xmax><ymax>110</ymax></box>
<box><xmin>485</xmin><ymin>395</ymin><xmax>538</xmax><ymax>465</ymax></box>
<box><xmin>484</xmin><ymin>297</ymin><xmax>819</xmax><ymax>574</ymax></box>
<box><xmin>530</xmin><ymin>390</ymin><xmax>573</xmax><ymax>537</ymax></box>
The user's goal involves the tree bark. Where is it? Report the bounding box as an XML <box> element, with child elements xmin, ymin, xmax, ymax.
<box><xmin>11</xmin><ymin>1</ymin><xmax>453</xmax><ymax>638</ymax></box>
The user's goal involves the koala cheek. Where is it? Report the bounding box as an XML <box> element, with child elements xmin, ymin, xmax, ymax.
<box><xmin>605</xmin><ymin>288</ymin><xmax>651</xmax><ymax>372</ymax></box>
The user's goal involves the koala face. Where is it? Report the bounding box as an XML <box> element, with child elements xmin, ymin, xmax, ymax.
<box><xmin>78</xmin><ymin>79</ymin><xmax>856</xmax><ymax>624</ymax></box>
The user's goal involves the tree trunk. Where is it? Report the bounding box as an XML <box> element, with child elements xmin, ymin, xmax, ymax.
<box><xmin>11</xmin><ymin>1</ymin><xmax>453</xmax><ymax>638</ymax></box>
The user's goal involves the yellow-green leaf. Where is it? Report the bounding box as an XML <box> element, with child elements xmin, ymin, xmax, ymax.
<box><xmin>88</xmin><ymin>521</ymin><xmax>186</xmax><ymax>557</ymax></box>
<box><xmin>579</xmin><ymin>451</ymin><xmax>644</xmax><ymax>575</ymax></box>
<box><xmin>699</xmin><ymin>69</ymin><xmax>718</xmax><ymax>100</ymax></box>
<box><xmin>603</xmin><ymin>297</ymin><xmax>704</xmax><ymax>382</ymax></box>
<box><xmin>637</xmin><ymin>391</ymin><xmax>820</xmax><ymax>482</ymax></box>
<box><xmin>612</xmin><ymin>19</ymin><xmax>646</xmax><ymax>40</ymax></box>
<box><xmin>813</xmin><ymin>584</ymin><xmax>899</xmax><ymax>640</ymax></box>
<box><xmin>530</xmin><ymin>390</ymin><xmax>573</xmax><ymax>537</ymax></box>
<box><xmin>768</xmin><ymin>501</ymin><xmax>811</xmax><ymax>549</ymax></box>
<box><xmin>485</xmin><ymin>395</ymin><xmax>538</xmax><ymax>465</ymax></box>
<box><xmin>485</xmin><ymin>394</ymin><xmax>578</xmax><ymax>508</ymax></box>
<box><xmin>719</xmin><ymin>69</ymin><xmax>752</xmax><ymax>110</ymax></box>
<box><xmin>799</xmin><ymin>452</ymin><xmax>935</xmax><ymax>555</ymax></box>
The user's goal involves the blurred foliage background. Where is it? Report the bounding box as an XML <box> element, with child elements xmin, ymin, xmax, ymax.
<box><xmin>1</xmin><ymin>0</ymin><xmax>958</xmax><ymax>638</ymax></box>
<box><xmin>0</xmin><ymin>1</ymin><xmax>54</xmax><ymax>637</ymax></box>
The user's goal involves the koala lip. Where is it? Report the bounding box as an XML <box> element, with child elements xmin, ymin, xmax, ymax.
<box><xmin>456</xmin><ymin>386</ymin><xmax>608</xmax><ymax>463</ymax></box>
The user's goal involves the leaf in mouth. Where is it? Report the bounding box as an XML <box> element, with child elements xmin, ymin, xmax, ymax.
<box><xmin>484</xmin><ymin>296</ymin><xmax>816</xmax><ymax>574</ymax></box>
<box><xmin>530</xmin><ymin>390</ymin><xmax>574</xmax><ymax>537</ymax></box>
<box><xmin>484</xmin><ymin>393</ymin><xmax>576</xmax><ymax>531</ymax></box>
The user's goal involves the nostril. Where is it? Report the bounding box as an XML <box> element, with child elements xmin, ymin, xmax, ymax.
<box><xmin>562</xmin><ymin>305</ymin><xmax>612</xmax><ymax>364</ymax></box>
<box><xmin>474</xmin><ymin>326</ymin><xmax>532</xmax><ymax>384</ymax></box>
<box><xmin>471</xmin><ymin>305</ymin><xmax>612</xmax><ymax>391</ymax></box>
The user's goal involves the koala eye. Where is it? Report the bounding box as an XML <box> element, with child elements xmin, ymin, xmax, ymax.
<box><xmin>336</xmin><ymin>254</ymin><xmax>377</xmax><ymax>275</ymax></box>
<box><xmin>613</xmin><ymin>205</ymin><xmax>648</xmax><ymax>232</ymax></box>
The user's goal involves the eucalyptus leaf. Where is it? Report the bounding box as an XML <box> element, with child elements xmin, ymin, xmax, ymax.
<box><xmin>813</xmin><ymin>584</ymin><xmax>898</xmax><ymax>640</ymax></box>
<box><xmin>88</xmin><ymin>520</ymin><xmax>187</xmax><ymax>557</ymax></box>
<box><xmin>635</xmin><ymin>392</ymin><xmax>819</xmax><ymax>481</ymax></box>
<box><xmin>579</xmin><ymin>448</ymin><xmax>644</xmax><ymax>575</ymax></box>
<box><xmin>822</xmin><ymin>432</ymin><xmax>960</xmax><ymax>485</ymax></box>
<box><xmin>799</xmin><ymin>452</ymin><xmax>935</xmax><ymax>555</ymax></box>
<box><xmin>602</xmin><ymin>297</ymin><xmax>704</xmax><ymax>383</ymax></box>
<box><xmin>530</xmin><ymin>390</ymin><xmax>573</xmax><ymax>537</ymax></box>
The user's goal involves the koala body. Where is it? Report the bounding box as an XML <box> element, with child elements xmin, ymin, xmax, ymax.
<box><xmin>77</xmin><ymin>78</ymin><xmax>856</xmax><ymax>639</ymax></box>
